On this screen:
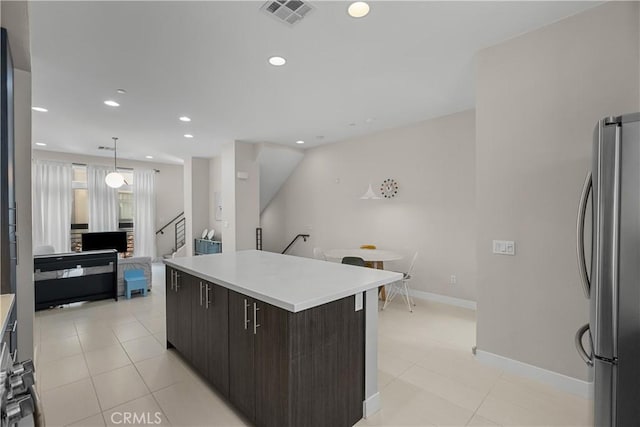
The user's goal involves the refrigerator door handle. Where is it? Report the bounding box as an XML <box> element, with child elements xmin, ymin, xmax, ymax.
<box><xmin>576</xmin><ymin>172</ymin><xmax>592</xmax><ymax>298</ymax></box>
<box><xmin>575</xmin><ymin>323</ymin><xmax>594</xmax><ymax>366</ymax></box>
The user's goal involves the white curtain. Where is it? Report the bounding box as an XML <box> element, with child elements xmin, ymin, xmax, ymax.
<box><xmin>32</xmin><ymin>160</ymin><xmax>73</xmax><ymax>253</ymax></box>
<box><xmin>88</xmin><ymin>165</ymin><xmax>118</xmax><ymax>232</ymax></box>
<box><xmin>134</xmin><ymin>169</ymin><xmax>156</xmax><ymax>258</ymax></box>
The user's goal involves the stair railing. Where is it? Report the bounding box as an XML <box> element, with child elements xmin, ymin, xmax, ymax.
<box><xmin>281</xmin><ymin>234</ymin><xmax>310</xmax><ymax>254</ymax></box>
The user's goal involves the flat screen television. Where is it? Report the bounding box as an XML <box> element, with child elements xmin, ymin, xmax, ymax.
<box><xmin>82</xmin><ymin>231</ymin><xmax>128</xmax><ymax>253</ymax></box>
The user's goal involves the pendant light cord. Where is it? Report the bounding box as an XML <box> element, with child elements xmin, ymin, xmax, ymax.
<box><xmin>112</xmin><ymin>137</ymin><xmax>118</xmax><ymax>171</ymax></box>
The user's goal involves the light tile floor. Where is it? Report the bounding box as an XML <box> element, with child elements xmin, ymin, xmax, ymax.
<box><xmin>35</xmin><ymin>264</ymin><xmax>592</xmax><ymax>426</ymax></box>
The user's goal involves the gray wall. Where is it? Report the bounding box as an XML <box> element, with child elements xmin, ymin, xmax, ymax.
<box><xmin>3</xmin><ymin>1</ymin><xmax>34</xmax><ymax>360</ymax></box>
<box><xmin>32</xmin><ymin>150</ymin><xmax>184</xmax><ymax>258</ymax></box>
<box><xmin>475</xmin><ymin>1</ymin><xmax>639</xmax><ymax>380</ymax></box>
<box><xmin>261</xmin><ymin>110</ymin><xmax>477</xmax><ymax>301</ymax></box>
<box><xmin>15</xmin><ymin>70</ymin><xmax>34</xmax><ymax>360</ymax></box>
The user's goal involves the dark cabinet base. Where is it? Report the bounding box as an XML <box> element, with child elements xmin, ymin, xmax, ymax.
<box><xmin>166</xmin><ymin>268</ymin><xmax>365</xmax><ymax>427</ymax></box>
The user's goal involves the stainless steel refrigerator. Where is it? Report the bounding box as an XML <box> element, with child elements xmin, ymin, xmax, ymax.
<box><xmin>576</xmin><ymin>112</ymin><xmax>640</xmax><ymax>427</ymax></box>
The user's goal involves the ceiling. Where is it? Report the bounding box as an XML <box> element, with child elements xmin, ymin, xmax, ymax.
<box><xmin>29</xmin><ymin>1</ymin><xmax>600</xmax><ymax>164</ymax></box>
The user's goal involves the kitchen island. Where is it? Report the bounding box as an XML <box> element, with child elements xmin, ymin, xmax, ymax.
<box><xmin>164</xmin><ymin>250</ymin><xmax>402</xmax><ymax>427</ymax></box>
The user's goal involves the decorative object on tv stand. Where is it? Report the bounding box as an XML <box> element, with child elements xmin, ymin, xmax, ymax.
<box><xmin>360</xmin><ymin>183</ymin><xmax>381</xmax><ymax>200</ymax></box>
<box><xmin>105</xmin><ymin>136</ymin><xmax>125</xmax><ymax>188</ymax></box>
<box><xmin>380</xmin><ymin>178</ymin><xmax>399</xmax><ymax>198</ymax></box>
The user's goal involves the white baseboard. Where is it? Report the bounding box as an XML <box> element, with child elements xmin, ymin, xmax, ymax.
<box><xmin>408</xmin><ymin>289</ymin><xmax>477</xmax><ymax>310</ymax></box>
<box><xmin>475</xmin><ymin>350</ymin><xmax>593</xmax><ymax>399</ymax></box>
<box><xmin>362</xmin><ymin>392</ymin><xmax>381</xmax><ymax>418</ymax></box>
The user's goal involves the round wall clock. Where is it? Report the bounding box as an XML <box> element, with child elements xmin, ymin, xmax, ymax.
<box><xmin>380</xmin><ymin>179</ymin><xmax>399</xmax><ymax>198</ymax></box>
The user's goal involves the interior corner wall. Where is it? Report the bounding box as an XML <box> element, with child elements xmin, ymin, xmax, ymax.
<box><xmin>15</xmin><ymin>69</ymin><xmax>33</xmax><ymax>360</ymax></box>
<box><xmin>475</xmin><ymin>1</ymin><xmax>639</xmax><ymax>381</ymax></box>
<box><xmin>208</xmin><ymin>156</ymin><xmax>223</xmax><ymax>240</ymax></box>
<box><xmin>183</xmin><ymin>157</ymin><xmax>210</xmax><ymax>256</ymax></box>
<box><xmin>261</xmin><ymin>110</ymin><xmax>477</xmax><ymax>301</ymax></box>
<box><xmin>234</xmin><ymin>142</ymin><xmax>259</xmax><ymax>250</ymax></box>
<box><xmin>220</xmin><ymin>143</ymin><xmax>236</xmax><ymax>252</ymax></box>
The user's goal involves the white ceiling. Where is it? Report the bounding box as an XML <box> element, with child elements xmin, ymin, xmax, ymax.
<box><xmin>30</xmin><ymin>1</ymin><xmax>600</xmax><ymax>164</ymax></box>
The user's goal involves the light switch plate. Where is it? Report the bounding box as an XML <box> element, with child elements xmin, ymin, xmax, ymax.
<box><xmin>493</xmin><ymin>240</ymin><xmax>515</xmax><ymax>256</ymax></box>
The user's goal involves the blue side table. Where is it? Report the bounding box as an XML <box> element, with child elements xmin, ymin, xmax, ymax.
<box><xmin>124</xmin><ymin>269</ymin><xmax>147</xmax><ymax>299</ymax></box>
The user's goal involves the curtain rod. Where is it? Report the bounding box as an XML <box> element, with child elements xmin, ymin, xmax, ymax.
<box><xmin>71</xmin><ymin>162</ymin><xmax>160</xmax><ymax>173</ymax></box>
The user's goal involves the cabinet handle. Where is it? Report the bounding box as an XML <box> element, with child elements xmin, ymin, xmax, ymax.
<box><xmin>244</xmin><ymin>299</ymin><xmax>250</xmax><ymax>330</ymax></box>
<box><xmin>206</xmin><ymin>284</ymin><xmax>211</xmax><ymax>309</ymax></box>
<box><xmin>6</xmin><ymin>320</ymin><xmax>17</xmax><ymax>333</ymax></box>
<box><xmin>200</xmin><ymin>282</ymin><xmax>203</xmax><ymax>306</ymax></box>
<box><xmin>253</xmin><ymin>303</ymin><xmax>261</xmax><ymax>335</ymax></box>
<box><xmin>175</xmin><ymin>273</ymin><xmax>180</xmax><ymax>292</ymax></box>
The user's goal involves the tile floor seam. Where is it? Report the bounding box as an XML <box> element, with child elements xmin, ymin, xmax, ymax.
<box><xmin>466</xmin><ymin>369</ymin><xmax>506</xmax><ymax>426</ymax></box>
<box><xmin>79</xmin><ymin>341</ymin><xmax>106</xmax><ymax>418</ymax></box>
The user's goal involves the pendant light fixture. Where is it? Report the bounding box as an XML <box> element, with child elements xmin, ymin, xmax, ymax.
<box><xmin>360</xmin><ymin>183</ymin><xmax>381</xmax><ymax>200</ymax></box>
<box><xmin>105</xmin><ymin>137</ymin><xmax>125</xmax><ymax>188</ymax></box>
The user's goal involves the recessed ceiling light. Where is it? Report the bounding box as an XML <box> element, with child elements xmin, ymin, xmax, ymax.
<box><xmin>348</xmin><ymin>1</ymin><xmax>370</xmax><ymax>18</ymax></box>
<box><xmin>296</xmin><ymin>140</ymin><xmax>305</xmax><ymax>144</ymax></box>
<box><xmin>104</xmin><ymin>100</ymin><xmax>120</xmax><ymax>107</ymax></box>
<box><xmin>179</xmin><ymin>116</ymin><xmax>191</xmax><ymax>122</ymax></box>
<box><xmin>268</xmin><ymin>56</ymin><xmax>287</xmax><ymax>66</ymax></box>
<box><xmin>32</xmin><ymin>107</ymin><xmax>48</xmax><ymax>112</ymax></box>
<box><xmin>116</xmin><ymin>89</ymin><xmax>127</xmax><ymax>94</ymax></box>
<box><xmin>184</xmin><ymin>134</ymin><xmax>194</xmax><ymax>139</ymax></box>
<box><xmin>145</xmin><ymin>155</ymin><xmax>153</xmax><ymax>159</ymax></box>
<box><xmin>35</xmin><ymin>142</ymin><xmax>47</xmax><ymax>146</ymax></box>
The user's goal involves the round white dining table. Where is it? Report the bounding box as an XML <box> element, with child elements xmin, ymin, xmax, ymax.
<box><xmin>323</xmin><ymin>249</ymin><xmax>403</xmax><ymax>265</ymax></box>
<box><xmin>324</xmin><ymin>249</ymin><xmax>403</xmax><ymax>300</ymax></box>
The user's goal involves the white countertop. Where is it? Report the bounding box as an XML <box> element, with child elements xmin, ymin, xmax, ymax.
<box><xmin>164</xmin><ymin>250</ymin><xmax>403</xmax><ymax>312</ymax></box>
<box><xmin>0</xmin><ymin>294</ymin><xmax>15</xmax><ymax>336</ymax></box>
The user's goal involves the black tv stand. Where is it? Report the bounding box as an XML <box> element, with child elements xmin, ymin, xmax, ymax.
<box><xmin>34</xmin><ymin>250</ymin><xmax>118</xmax><ymax>310</ymax></box>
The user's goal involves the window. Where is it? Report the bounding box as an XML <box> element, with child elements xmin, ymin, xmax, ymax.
<box><xmin>70</xmin><ymin>165</ymin><xmax>135</xmax><ymax>254</ymax></box>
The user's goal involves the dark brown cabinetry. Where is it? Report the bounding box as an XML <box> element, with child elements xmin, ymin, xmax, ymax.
<box><xmin>228</xmin><ymin>290</ymin><xmax>290</xmax><ymax>425</ymax></box>
<box><xmin>191</xmin><ymin>278</ymin><xmax>229</xmax><ymax>396</ymax></box>
<box><xmin>165</xmin><ymin>267</ymin><xmax>192</xmax><ymax>359</ymax></box>
<box><xmin>166</xmin><ymin>266</ymin><xmax>365</xmax><ymax>427</ymax></box>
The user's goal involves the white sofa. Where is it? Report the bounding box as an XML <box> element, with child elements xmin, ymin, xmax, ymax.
<box><xmin>117</xmin><ymin>257</ymin><xmax>152</xmax><ymax>297</ymax></box>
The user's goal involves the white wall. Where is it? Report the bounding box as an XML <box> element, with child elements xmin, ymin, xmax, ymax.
<box><xmin>208</xmin><ymin>156</ymin><xmax>224</xmax><ymax>241</ymax></box>
<box><xmin>190</xmin><ymin>157</ymin><xmax>212</xmax><ymax>248</ymax></box>
<box><xmin>221</xmin><ymin>143</ymin><xmax>236</xmax><ymax>252</ymax></box>
<box><xmin>32</xmin><ymin>150</ymin><xmax>184</xmax><ymax>258</ymax></box>
<box><xmin>219</xmin><ymin>141</ymin><xmax>260</xmax><ymax>252</ymax></box>
<box><xmin>235</xmin><ymin>142</ymin><xmax>259</xmax><ymax>250</ymax></box>
<box><xmin>262</xmin><ymin>110</ymin><xmax>477</xmax><ymax>301</ymax></box>
<box><xmin>475</xmin><ymin>1</ymin><xmax>639</xmax><ymax>381</ymax></box>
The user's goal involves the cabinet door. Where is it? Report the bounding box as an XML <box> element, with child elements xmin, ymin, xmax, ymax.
<box><xmin>205</xmin><ymin>283</ymin><xmax>229</xmax><ymax>396</ymax></box>
<box><xmin>174</xmin><ymin>271</ymin><xmax>193</xmax><ymax>360</ymax></box>
<box><xmin>165</xmin><ymin>267</ymin><xmax>178</xmax><ymax>348</ymax></box>
<box><xmin>190</xmin><ymin>278</ymin><xmax>208</xmax><ymax>376</ymax></box>
<box><xmin>228</xmin><ymin>290</ymin><xmax>255</xmax><ymax>422</ymax></box>
<box><xmin>254</xmin><ymin>300</ymin><xmax>290</xmax><ymax>427</ymax></box>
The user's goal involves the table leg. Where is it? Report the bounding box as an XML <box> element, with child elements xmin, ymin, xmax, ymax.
<box><xmin>374</xmin><ymin>261</ymin><xmax>387</xmax><ymax>301</ymax></box>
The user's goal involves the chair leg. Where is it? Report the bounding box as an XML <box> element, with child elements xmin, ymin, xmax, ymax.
<box><xmin>403</xmin><ymin>281</ymin><xmax>412</xmax><ymax>312</ymax></box>
<box><xmin>382</xmin><ymin>284</ymin><xmax>391</xmax><ymax>310</ymax></box>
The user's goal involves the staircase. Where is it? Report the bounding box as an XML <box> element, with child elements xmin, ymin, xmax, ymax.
<box><xmin>157</xmin><ymin>212</ymin><xmax>187</xmax><ymax>258</ymax></box>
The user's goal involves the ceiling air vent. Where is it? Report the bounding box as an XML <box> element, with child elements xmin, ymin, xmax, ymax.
<box><xmin>98</xmin><ymin>146</ymin><xmax>115</xmax><ymax>151</ymax></box>
<box><xmin>261</xmin><ymin>0</ymin><xmax>314</xmax><ymax>26</ymax></box>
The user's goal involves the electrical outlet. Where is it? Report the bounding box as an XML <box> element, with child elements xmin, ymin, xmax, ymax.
<box><xmin>450</xmin><ymin>275</ymin><xmax>457</xmax><ymax>285</ymax></box>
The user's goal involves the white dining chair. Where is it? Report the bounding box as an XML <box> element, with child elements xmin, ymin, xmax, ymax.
<box><xmin>313</xmin><ymin>247</ymin><xmax>327</xmax><ymax>261</ymax></box>
<box><xmin>382</xmin><ymin>252</ymin><xmax>418</xmax><ymax>312</ymax></box>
